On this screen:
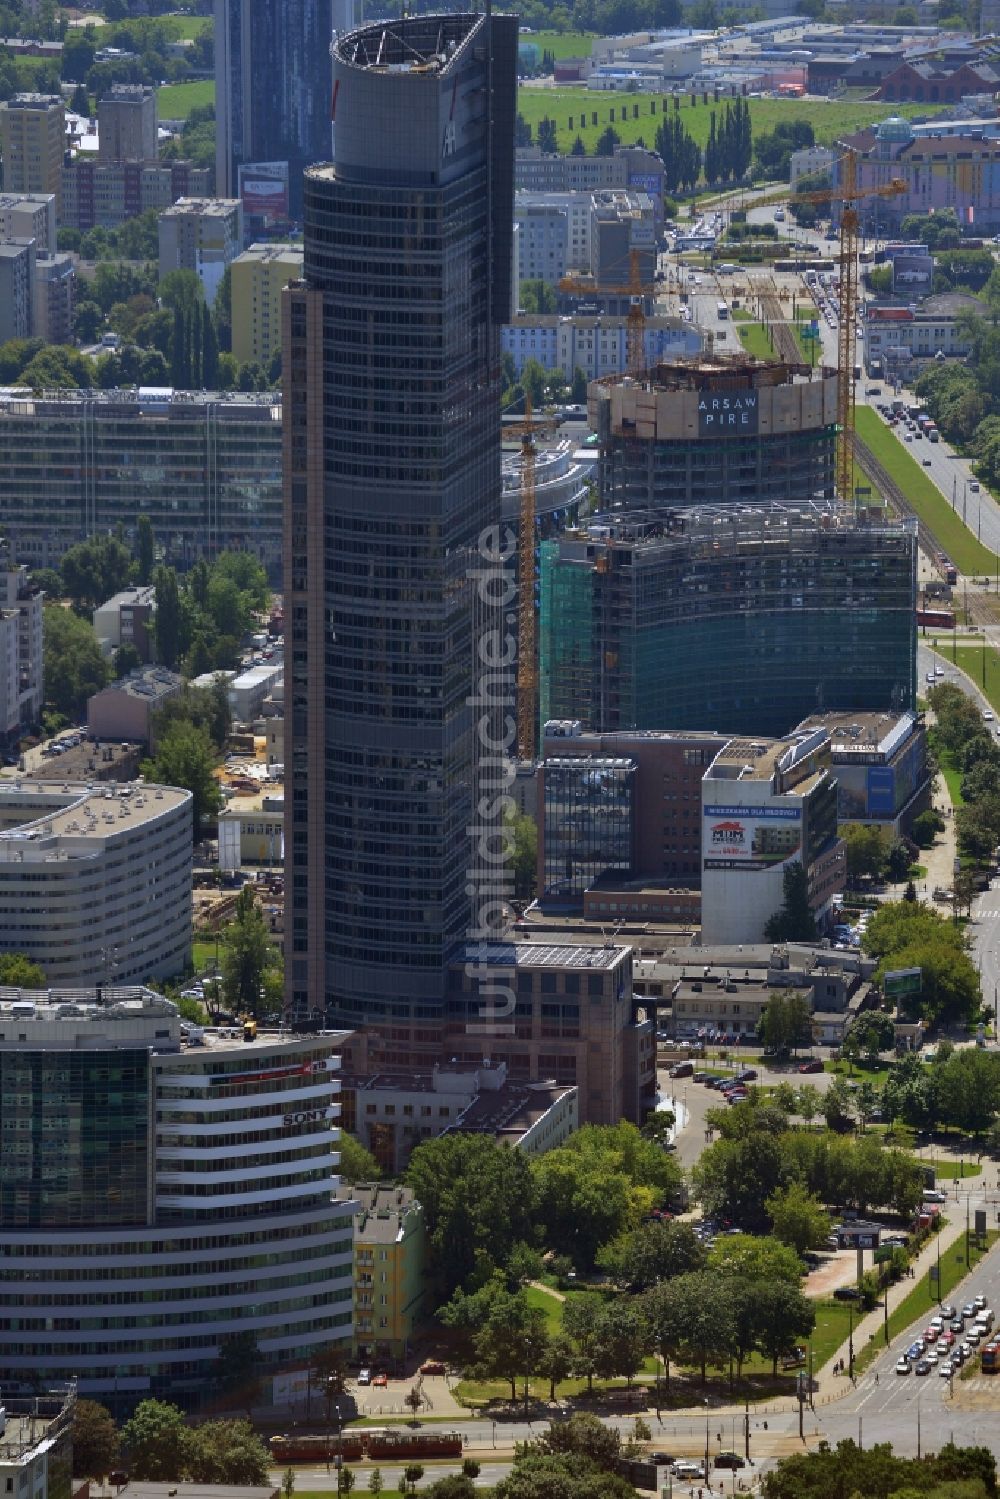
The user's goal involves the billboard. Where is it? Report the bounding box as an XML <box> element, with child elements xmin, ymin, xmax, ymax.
<box><xmin>891</xmin><ymin>253</ymin><xmax>933</xmax><ymax>295</ymax></box>
<box><xmin>703</xmin><ymin>804</ymin><xmax>801</xmax><ymax>872</ymax></box>
<box><xmin>239</xmin><ymin>160</ymin><xmax>290</xmax><ymax>222</ymax></box>
<box><xmin>884</xmin><ymin>966</ymin><xmax>922</xmax><ymax>999</ymax></box>
<box><xmin>698</xmin><ymin>390</ymin><xmax>759</xmax><ymax>437</ymax></box>
<box><xmin>629</xmin><ymin>171</ymin><xmax>663</xmax><ymax>196</ymax></box>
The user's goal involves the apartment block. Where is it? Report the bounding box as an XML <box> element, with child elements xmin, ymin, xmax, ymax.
<box><xmin>231</xmin><ymin>241</ymin><xmax>303</xmax><ymax>365</ymax></box>
<box><xmin>32</xmin><ymin>250</ymin><xmax>74</xmax><ymax>344</ymax></box>
<box><xmin>0</xmin><ymin>191</ymin><xmax>55</xmax><ymax>250</ymax></box>
<box><xmin>332</xmin><ymin>1182</ymin><xmax>427</xmax><ymax>1364</ymax></box>
<box><xmin>158</xmin><ymin>196</ymin><xmax>243</xmax><ymax>301</ymax></box>
<box><xmin>97</xmin><ymin>83</ymin><xmax>158</xmax><ymax>162</ymax></box>
<box><xmin>0</xmin><ymin>238</ymin><xmax>34</xmax><ymax>341</ymax></box>
<box><xmin>0</xmin><ymin>95</ymin><xmax>65</xmax><ymax>213</ymax></box>
<box><xmin>0</xmin><ymin>559</ymin><xmax>42</xmax><ymax>739</ymax></box>
<box><xmin>61</xmin><ymin>159</ymin><xmax>211</xmax><ymax>232</ymax></box>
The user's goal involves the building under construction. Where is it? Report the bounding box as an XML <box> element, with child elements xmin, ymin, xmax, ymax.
<box><xmin>589</xmin><ymin>355</ymin><xmax>839</xmax><ymax>512</ymax></box>
<box><xmin>539</xmin><ymin>503</ymin><xmax>917</xmax><ymax>740</ymax></box>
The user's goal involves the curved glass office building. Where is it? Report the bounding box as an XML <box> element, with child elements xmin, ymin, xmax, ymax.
<box><xmin>539</xmin><ymin>505</ymin><xmax>917</xmax><ymax>740</ymax></box>
<box><xmin>0</xmin><ymin>989</ymin><xmax>353</xmax><ymax>1404</ymax></box>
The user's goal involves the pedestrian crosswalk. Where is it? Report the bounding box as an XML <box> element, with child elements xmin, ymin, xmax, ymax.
<box><xmin>975</xmin><ymin>910</ymin><xmax>1000</xmax><ymax>919</ymax></box>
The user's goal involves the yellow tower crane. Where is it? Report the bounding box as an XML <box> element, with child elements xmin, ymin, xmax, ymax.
<box><xmin>741</xmin><ymin>154</ymin><xmax>907</xmax><ymax>502</ymax></box>
<box><xmin>504</xmin><ymin>393</ymin><xmax>555</xmax><ymax>761</ymax></box>
<box><xmin>558</xmin><ymin>248</ymin><xmax>658</xmax><ymax>380</ymax></box>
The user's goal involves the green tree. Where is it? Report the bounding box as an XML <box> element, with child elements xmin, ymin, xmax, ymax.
<box><xmin>367</xmin><ymin>1471</ymin><xmax>383</xmax><ymax>1496</ymax></box>
<box><xmin>337</xmin><ymin>1131</ymin><xmax>381</xmax><ymax>1183</ymax></box>
<box><xmin>691</xmin><ymin>1130</ymin><xmax>784</xmax><ymax>1232</ymax></box>
<box><xmin>537</xmin><ymin>1412</ymin><xmax>622</xmax><ymax>1471</ymax></box>
<box><xmin>403</xmin><ymin>1464</ymin><xmax>424</xmax><ymax>1493</ymax></box>
<box><xmin>0</xmin><ymin>953</ymin><xmax>46</xmax><ymax>986</ymax></box>
<box><xmin>154</xmin><ymin>565</ymin><xmax>183</xmax><ymax>669</ymax></box>
<box><xmin>495</xmin><ymin>1451</ymin><xmax>637</xmax><ymax>1499</ymax></box>
<box><xmin>536</xmin><ymin>116</ymin><xmax>558</xmax><ymax>153</ymax></box>
<box><xmin>42</xmin><ymin>605</ymin><xmax>108</xmax><ymax>718</ymax></box>
<box><xmin>214</xmin><ymin>1331</ymin><xmax>262</xmax><ymax>1417</ymax></box>
<box><xmin>506</xmin><ymin>808</ymin><xmax>537</xmax><ymax>901</ymax></box>
<box><xmin>142</xmin><ymin>720</ymin><xmax>222</xmax><ymax>836</ymax></box>
<box><xmin>763</xmin><ymin>862</ymin><xmax>817</xmax><ymax>942</ymax></box>
<box><xmin>765</xmin><ymin>1181</ymin><xmax>830</xmax><ymax>1254</ymax></box>
<box><xmin>758</xmin><ymin>991</ymin><xmax>813</xmax><ymax>1055</ymax></box>
<box><xmin>751</xmin><ymin>1279</ymin><xmax>816</xmax><ymax>1375</ymax></box>
<box><xmin>187</xmin><ymin>1421</ymin><xmax>270</xmax><ymax>1485</ymax></box>
<box><xmin>596</xmin><ymin>1217</ymin><xmax>705</xmax><ymax>1290</ymax></box>
<box><xmin>537</xmin><ymin>1331</ymin><xmax>575</xmax><ymax>1400</ymax></box>
<box><xmin>72</xmin><ymin>1400</ymin><xmax>120</xmax><ymax>1480</ymax></box>
<box><xmin>405</xmin><ymin>1134</ymin><xmax>537</xmax><ymax>1296</ymax></box>
<box><xmin>594</xmin><ymin>124</ymin><xmax>620</xmax><ymax>155</ymax></box>
<box><xmin>221</xmin><ymin>885</ymin><xmax>280</xmax><ymax>1019</ymax></box>
<box><xmin>136</xmin><ymin>514</ymin><xmax>155</xmax><ymax>585</ymax></box>
<box><xmin>707</xmin><ymin>1233</ymin><xmax>804</xmax><ymax>1285</ymax></box>
<box><xmin>60</xmin><ymin>534</ymin><xmax>133</xmax><ymax>611</ymax></box>
<box><xmin>121</xmin><ymin>1400</ymin><xmax>190</xmax><ymax>1480</ymax></box>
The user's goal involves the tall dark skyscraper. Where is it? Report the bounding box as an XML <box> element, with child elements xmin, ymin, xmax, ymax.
<box><xmin>214</xmin><ymin>0</ymin><xmax>334</xmax><ymax>219</ymax></box>
<box><xmin>283</xmin><ymin>13</ymin><xmax>517</xmax><ymax>1029</ymax></box>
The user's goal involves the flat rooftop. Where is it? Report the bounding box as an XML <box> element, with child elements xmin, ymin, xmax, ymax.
<box><xmin>452</xmin><ymin>1082</ymin><xmax>577</xmax><ymax>1142</ymax></box>
<box><xmin>453</xmin><ymin>940</ymin><xmax>628</xmax><ymax>970</ymax></box>
<box><xmin>708</xmin><ymin>736</ymin><xmax>786</xmax><ymax>781</ymax></box>
<box><xmin>0</xmin><ymin>778</ymin><xmax>190</xmax><ymax>844</ymax></box>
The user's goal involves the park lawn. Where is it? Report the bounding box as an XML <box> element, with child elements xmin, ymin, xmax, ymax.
<box><xmin>733</xmin><ymin>316</ymin><xmax>776</xmax><ymax>361</ymax></box>
<box><xmin>87</xmin><ymin>14</ymin><xmax>211</xmax><ymax>40</ymax></box>
<box><xmin>809</xmin><ymin>1300</ymin><xmax>858</xmax><ymax>1370</ymax></box>
<box><xmin>950</xmin><ymin>643</ymin><xmax>1000</xmax><ymax>717</ymax></box>
<box><xmin>515</xmin><ymin>92</ymin><xmax>939</xmax><ymax>158</ymax></box>
<box><xmin>525</xmin><ymin>1283</ymin><xmax>565</xmax><ymax>1332</ymax></box>
<box><xmin>526</xmin><ymin>30</ymin><xmax>597</xmax><ymax>58</ymax></box>
<box><xmin>192</xmin><ymin>939</ymin><xmax>221</xmax><ymax>973</ymax></box>
<box><xmin>855</xmin><ymin>408</ymin><xmax>1000</xmax><ymax>577</ymax></box>
<box><xmin>157</xmin><ymin>80</ymin><xmax>214</xmax><ymax>119</ymax></box>
<box><xmin>928</xmin><ymin>1158</ymin><xmax>983</xmax><ymax>1180</ymax></box>
<box><xmin>934</xmin><ymin>746</ymin><xmax>966</xmax><ymax>808</ymax></box>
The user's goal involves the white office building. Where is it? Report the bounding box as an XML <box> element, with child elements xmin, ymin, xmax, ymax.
<box><xmin>503</xmin><ymin>312</ymin><xmax>704</xmax><ymax>380</ymax></box>
<box><xmin>0</xmin><ymin>988</ymin><xmax>354</xmax><ymax>1402</ymax></box>
<box><xmin>0</xmin><ymin>559</ymin><xmax>42</xmax><ymax>740</ymax></box>
<box><xmin>0</xmin><ymin>778</ymin><xmax>192</xmax><ymax>984</ymax></box>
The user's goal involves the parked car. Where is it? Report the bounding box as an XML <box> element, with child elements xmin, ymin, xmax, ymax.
<box><xmin>715</xmin><ymin>1453</ymin><xmax>746</xmax><ymax>1470</ymax></box>
<box><xmin>357</xmin><ymin>1368</ymin><xmax>372</xmax><ymax>1385</ymax></box>
<box><xmin>373</xmin><ymin>1373</ymin><xmax>388</xmax><ymax>1387</ymax></box>
<box><xmin>799</xmin><ymin>1059</ymin><xmax>824</xmax><ymax>1074</ymax></box>
<box><xmin>420</xmin><ymin>1360</ymin><xmax>446</xmax><ymax>1375</ymax></box>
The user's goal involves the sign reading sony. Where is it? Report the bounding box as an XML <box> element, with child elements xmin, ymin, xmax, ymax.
<box><xmin>698</xmin><ymin>391</ymin><xmax>759</xmax><ymax>437</ymax></box>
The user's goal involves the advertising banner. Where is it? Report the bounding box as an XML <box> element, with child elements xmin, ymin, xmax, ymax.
<box><xmin>703</xmin><ymin>804</ymin><xmax>801</xmax><ymax>871</ymax></box>
<box><xmin>239</xmin><ymin>160</ymin><xmax>290</xmax><ymax>221</ymax></box>
<box><xmin>698</xmin><ymin>390</ymin><xmax>759</xmax><ymax>437</ymax></box>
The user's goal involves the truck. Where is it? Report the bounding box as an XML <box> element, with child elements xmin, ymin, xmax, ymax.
<box><xmin>928</xmin><ymin>427</ymin><xmax>939</xmax><ymax>442</ymax></box>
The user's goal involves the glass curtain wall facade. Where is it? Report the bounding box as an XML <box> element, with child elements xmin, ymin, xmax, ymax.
<box><xmin>540</xmin><ymin>509</ymin><xmax>917</xmax><ymax>739</ymax></box>
<box><xmin>214</xmin><ymin>0</ymin><xmax>334</xmax><ymax>217</ymax></box>
<box><xmin>283</xmin><ymin>14</ymin><xmax>517</xmax><ymax>1027</ymax></box>
<box><xmin>542</xmin><ymin>756</ymin><xmax>635</xmax><ymax>899</ymax></box>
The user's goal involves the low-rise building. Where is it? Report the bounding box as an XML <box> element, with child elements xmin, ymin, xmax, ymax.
<box><xmin>515</xmin><ymin>145</ymin><xmax>667</xmax><ymax>218</ymax></box>
<box><xmin>158</xmin><ymin>197</ymin><xmax>243</xmax><ymax>302</ymax></box>
<box><xmin>218</xmin><ymin>786</ymin><xmax>284</xmax><ymax>871</ymax></box>
<box><xmin>332</xmin><ymin>1182</ymin><xmax>428</xmax><ymax>1365</ymax></box>
<box><xmin>590</xmin><ymin>188</ymin><xmax>656</xmax><ymax>287</ymax></box>
<box><xmin>93</xmin><ymin>584</ymin><xmax>157</xmax><ymax>662</ymax></box>
<box><xmin>701</xmin><ymin>728</ymin><xmax>845</xmax><ymax>946</ymax></box>
<box><xmin>0</xmin><ymin>778</ymin><xmax>191</xmax><ymax>984</ymax></box>
<box><xmin>341</xmin><ymin>1060</ymin><xmax>578</xmax><ymax>1173</ymax></box>
<box><xmin>503</xmin><ymin>312</ymin><xmax>704</xmax><ymax>380</ymax></box>
<box><xmin>87</xmin><ymin>664</ymin><xmax>184</xmax><ymax>745</ymax></box>
<box><xmin>864</xmin><ymin>293</ymin><xmax>984</xmax><ymax>376</ymax></box>
<box><xmin>228</xmin><ymin>662</ymin><xmax>283</xmax><ymax>722</ymax></box>
<box><xmin>794</xmin><ymin>709</ymin><xmax>930</xmax><ymax>834</ymax></box>
<box><xmin>789</xmin><ymin>144</ymin><xmax>837</xmax><ymax>185</ymax></box>
<box><xmin>0</xmin><ymin>1387</ymin><xmax>75</xmax><ymax>1499</ymax></box>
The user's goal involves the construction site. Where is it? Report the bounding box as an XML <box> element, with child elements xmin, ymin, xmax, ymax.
<box><xmin>589</xmin><ymin>353</ymin><xmax>840</xmax><ymax>512</ymax></box>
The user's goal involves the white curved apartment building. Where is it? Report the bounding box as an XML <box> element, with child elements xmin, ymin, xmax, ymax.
<box><xmin>0</xmin><ymin>779</ymin><xmax>191</xmax><ymax>984</ymax></box>
<box><xmin>0</xmin><ymin>988</ymin><xmax>354</xmax><ymax>1404</ymax></box>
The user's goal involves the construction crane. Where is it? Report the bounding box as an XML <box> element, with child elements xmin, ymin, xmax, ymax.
<box><xmin>504</xmin><ymin>393</ymin><xmax>555</xmax><ymax>761</ymax></box>
<box><xmin>558</xmin><ymin>248</ymin><xmax>658</xmax><ymax>379</ymax></box>
<box><xmin>741</xmin><ymin>155</ymin><xmax>906</xmax><ymax>503</ymax></box>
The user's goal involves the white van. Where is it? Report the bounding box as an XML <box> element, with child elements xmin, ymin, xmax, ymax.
<box><xmin>923</xmin><ymin>1189</ymin><xmax>947</xmax><ymax>1204</ymax></box>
